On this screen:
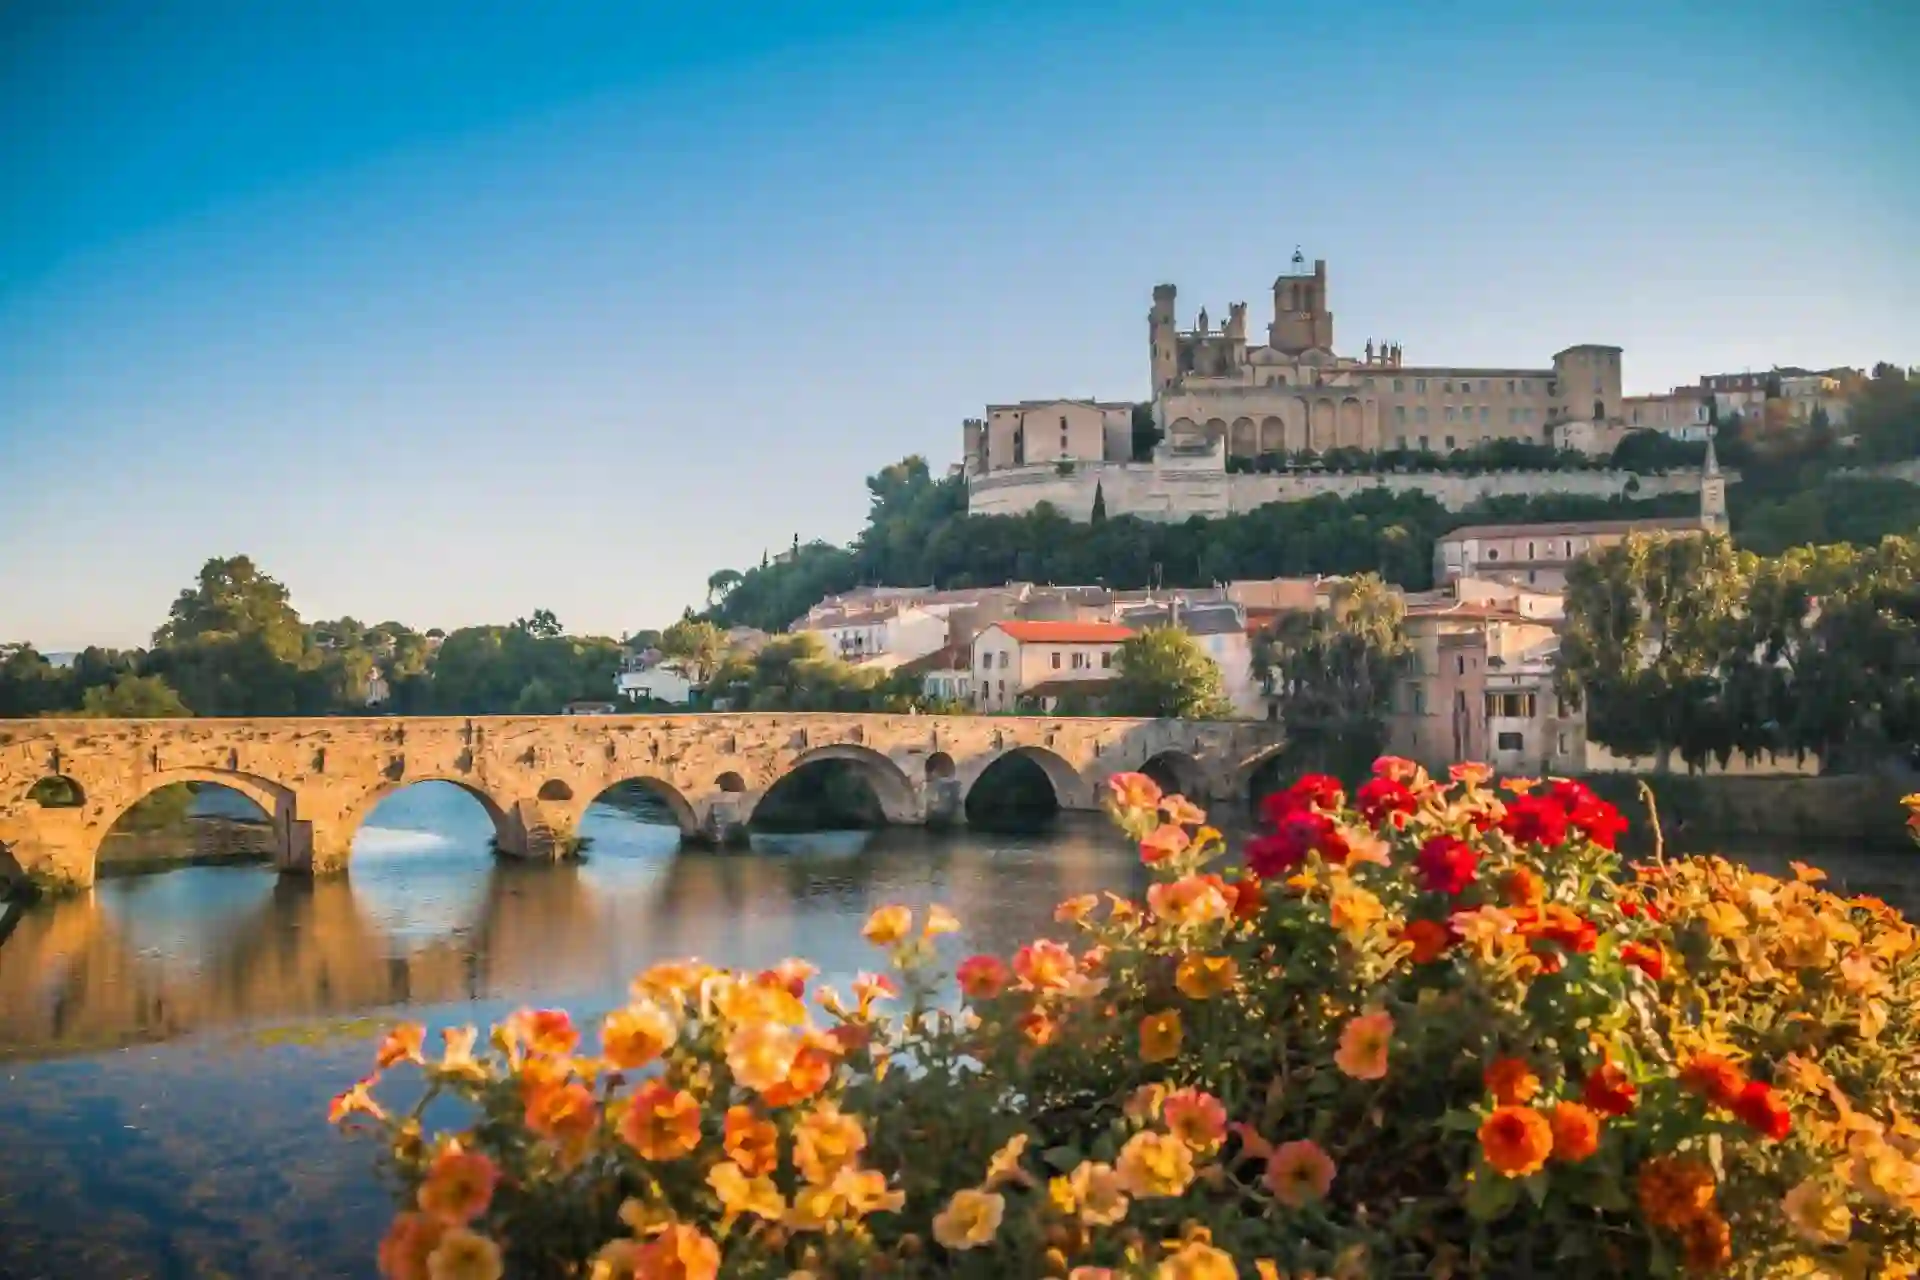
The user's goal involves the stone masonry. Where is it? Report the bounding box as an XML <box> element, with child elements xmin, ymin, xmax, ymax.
<box><xmin>0</xmin><ymin>713</ymin><xmax>1286</xmax><ymax>892</ymax></box>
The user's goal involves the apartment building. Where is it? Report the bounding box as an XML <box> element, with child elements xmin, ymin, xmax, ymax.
<box><xmin>970</xmin><ymin>621</ymin><xmax>1133</xmax><ymax>712</ymax></box>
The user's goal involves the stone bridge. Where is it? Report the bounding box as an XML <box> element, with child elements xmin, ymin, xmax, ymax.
<box><xmin>0</xmin><ymin>714</ymin><xmax>1285</xmax><ymax>892</ymax></box>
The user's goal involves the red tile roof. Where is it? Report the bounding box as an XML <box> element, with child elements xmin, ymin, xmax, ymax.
<box><xmin>987</xmin><ymin>621</ymin><xmax>1134</xmax><ymax>644</ymax></box>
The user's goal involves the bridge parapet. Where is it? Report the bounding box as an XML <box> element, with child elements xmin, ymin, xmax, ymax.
<box><xmin>0</xmin><ymin>713</ymin><xmax>1285</xmax><ymax>892</ymax></box>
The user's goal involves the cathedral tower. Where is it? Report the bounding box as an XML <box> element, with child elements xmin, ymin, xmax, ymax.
<box><xmin>1268</xmin><ymin>252</ymin><xmax>1333</xmax><ymax>355</ymax></box>
<box><xmin>1150</xmin><ymin>284</ymin><xmax>1179</xmax><ymax>391</ymax></box>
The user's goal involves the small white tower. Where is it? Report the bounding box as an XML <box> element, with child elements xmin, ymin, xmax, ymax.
<box><xmin>1700</xmin><ymin>429</ymin><xmax>1728</xmax><ymax>535</ymax></box>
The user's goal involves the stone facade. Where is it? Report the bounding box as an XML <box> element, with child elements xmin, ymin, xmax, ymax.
<box><xmin>0</xmin><ymin>713</ymin><xmax>1285</xmax><ymax>892</ymax></box>
<box><xmin>967</xmin><ymin>455</ymin><xmax>1713</xmax><ymax>522</ymax></box>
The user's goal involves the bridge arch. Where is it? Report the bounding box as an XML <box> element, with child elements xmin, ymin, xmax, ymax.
<box><xmin>337</xmin><ymin>777</ymin><xmax>513</xmax><ymax>860</ymax></box>
<box><xmin>1138</xmin><ymin>749</ymin><xmax>1205</xmax><ymax>802</ymax></box>
<box><xmin>22</xmin><ymin>775</ymin><xmax>87</xmax><ymax>808</ymax></box>
<box><xmin>761</xmin><ymin>744</ymin><xmax>920</xmax><ymax>826</ymax></box>
<box><xmin>965</xmin><ymin>744</ymin><xmax>1087</xmax><ymax>810</ymax></box>
<box><xmin>580</xmin><ymin>775</ymin><xmax>700</xmax><ymax>836</ymax></box>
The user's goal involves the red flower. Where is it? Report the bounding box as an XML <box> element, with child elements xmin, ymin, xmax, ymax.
<box><xmin>1222</xmin><ymin>877</ymin><xmax>1265</xmax><ymax>921</ymax></box>
<box><xmin>1415</xmin><ymin>835</ymin><xmax>1480</xmax><ymax>896</ymax></box>
<box><xmin>1582</xmin><ymin>1062</ymin><xmax>1638</xmax><ymax>1116</ymax></box>
<box><xmin>1355</xmin><ymin>777</ymin><xmax>1417</xmax><ymax>827</ymax></box>
<box><xmin>1549</xmin><ymin>780</ymin><xmax>1629</xmax><ymax>849</ymax></box>
<box><xmin>1246</xmin><ymin>812</ymin><xmax>1347</xmax><ymax>878</ymax></box>
<box><xmin>1731</xmin><ymin>1080</ymin><xmax>1791</xmax><ymax>1140</ymax></box>
<box><xmin>1679</xmin><ymin>1053</ymin><xmax>1747</xmax><ymax>1109</ymax></box>
<box><xmin>1260</xmin><ymin>774</ymin><xmax>1344</xmax><ymax>826</ymax></box>
<box><xmin>1621</xmin><ymin>941</ymin><xmax>1666</xmax><ymax>981</ymax></box>
<box><xmin>1500</xmin><ymin>794</ymin><xmax>1569</xmax><ymax>848</ymax></box>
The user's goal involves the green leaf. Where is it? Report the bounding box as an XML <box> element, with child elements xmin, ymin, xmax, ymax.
<box><xmin>1523</xmin><ymin>1172</ymin><xmax>1550</xmax><ymax>1208</ymax></box>
<box><xmin>1041</xmin><ymin>1144</ymin><xmax>1084</xmax><ymax>1173</ymax></box>
<box><xmin>1579</xmin><ymin>1176</ymin><xmax>1632</xmax><ymax>1213</ymax></box>
<box><xmin>1438</xmin><ymin>1108</ymin><xmax>1483</xmax><ymax>1132</ymax></box>
<box><xmin>1464</xmin><ymin>1173</ymin><xmax>1519</xmax><ymax>1222</ymax></box>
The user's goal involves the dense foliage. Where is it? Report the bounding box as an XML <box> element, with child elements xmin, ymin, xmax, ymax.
<box><xmin>1253</xmin><ymin>574</ymin><xmax>1410</xmax><ymax>779</ymax></box>
<box><xmin>339</xmin><ymin>763</ymin><xmax>1920</xmax><ymax>1278</ymax></box>
<box><xmin>1107</xmin><ymin>629</ymin><xmax>1231</xmax><ymax>719</ymax></box>
<box><xmin>703</xmin><ymin>633</ymin><xmax>951</xmax><ymax>715</ymax></box>
<box><xmin>1559</xmin><ymin>532</ymin><xmax>1920</xmax><ymax>772</ymax></box>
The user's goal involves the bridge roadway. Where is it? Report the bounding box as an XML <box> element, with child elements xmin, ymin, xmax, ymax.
<box><xmin>0</xmin><ymin>713</ymin><xmax>1284</xmax><ymax>891</ymax></box>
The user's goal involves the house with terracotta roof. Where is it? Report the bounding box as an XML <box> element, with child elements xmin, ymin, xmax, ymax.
<box><xmin>970</xmin><ymin>620</ymin><xmax>1134</xmax><ymax>712</ymax></box>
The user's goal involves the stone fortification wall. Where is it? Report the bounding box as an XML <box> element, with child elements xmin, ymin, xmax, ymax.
<box><xmin>967</xmin><ymin>463</ymin><xmax>1710</xmax><ymax>522</ymax></box>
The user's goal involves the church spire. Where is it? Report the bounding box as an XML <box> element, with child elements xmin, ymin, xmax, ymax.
<box><xmin>1700</xmin><ymin>427</ymin><xmax>1728</xmax><ymax>534</ymax></box>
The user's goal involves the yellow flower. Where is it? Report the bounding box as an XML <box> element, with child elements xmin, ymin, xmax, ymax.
<box><xmin>587</xmin><ymin>1238</ymin><xmax>643</xmax><ymax>1280</ymax></box>
<box><xmin>923</xmin><ymin>904</ymin><xmax>961</xmax><ymax>936</ymax></box>
<box><xmin>1334</xmin><ymin>1009</ymin><xmax>1393</xmax><ymax>1080</ymax></box>
<box><xmin>835</xmin><ymin>1167</ymin><xmax>905</xmax><ymax>1216</ymax></box>
<box><xmin>931</xmin><ymin>1188</ymin><xmax>1005</xmax><ymax>1251</ymax></box>
<box><xmin>862</xmin><ymin>904</ymin><xmax>913</xmax><ymax>945</ymax></box>
<box><xmin>715</xmin><ymin>976</ymin><xmax>809</xmax><ymax>1027</ymax></box>
<box><xmin>424</xmin><ymin>1227</ymin><xmax>504</xmax><ymax>1280</ymax></box>
<box><xmin>708</xmin><ymin>1159</ymin><xmax>787</xmax><ymax>1222</ymax></box>
<box><xmin>1329</xmin><ymin>886</ymin><xmax>1384</xmax><ymax>937</ymax></box>
<box><xmin>377</xmin><ymin>1022</ymin><xmax>427</xmax><ymax>1069</ymax></box>
<box><xmin>601</xmin><ymin>1000</ymin><xmax>677</xmax><ymax>1071</ymax></box>
<box><xmin>1783</xmin><ymin>1177</ymin><xmax>1852</xmax><ymax>1245</ymax></box>
<box><xmin>985</xmin><ymin>1133</ymin><xmax>1034</xmax><ymax>1188</ymax></box>
<box><xmin>1116</xmin><ymin>1131</ymin><xmax>1196</xmax><ymax>1198</ymax></box>
<box><xmin>726</xmin><ymin>1021</ymin><xmax>801</xmax><ymax>1094</ymax></box>
<box><xmin>434</xmin><ymin>1026</ymin><xmax>489</xmax><ymax>1083</ymax></box>
<box><xmin>1068</xmin><ymin>1160</ymin><xmax>1130</xmax><ymax>1225</ymax></box>
<box><xmin>793</xmin><ymin>1104</ymin><xmax>867</xmax><ymax>1185</ymax></box>
<box><xmin>1174</xmin><ymin>954</ymin><xmax>1239</xmax><ymax>1000</ymax></box>
<box><xmin>1157</xmin><ymin>1240</ymin><xmax>1237</xmax><ymax>1280</ymax></box>
<box><xmin>1055</xmin><ymin>894</ymin><xmax>1100</xmax><ymax>923</ymax></box>
<box><xmin>631</xmin><ymin>960</ymin><xmax>710</xmax><ymax>1005</ymax></box>
<box><xmin>618</xmin><ymin>1081</ymin><xmax>702</xmax><ymax>1162</ymax></box>
<box><xmin>1139</xmin><ymin>1011</ymin><xmax>1183</xmax><ymax>1064</ymax></box>
<box><xmin>1125</xmin><ymin>1082</ymin><xmax>1170</xmax><ymax>1122</ymax></box>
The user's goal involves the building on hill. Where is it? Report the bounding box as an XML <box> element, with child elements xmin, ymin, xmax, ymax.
<box><xmin>970</xmin><ymin>620</ymin><xmax>1133</xmax><ymax>713</ymax></box>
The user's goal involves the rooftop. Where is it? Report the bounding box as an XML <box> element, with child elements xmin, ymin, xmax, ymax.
<box><xmin>1441</xmin><ymin>516</ymin><xmax>1703</xmax><ymax>542</ymax></box>
<box><xmin>986</xmin><ymin>621</ymin><xmax>1135</xmax><ymax>645</ymax></box>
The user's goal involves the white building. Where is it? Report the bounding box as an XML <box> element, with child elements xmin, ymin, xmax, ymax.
<box><xmin>616</xmin><ymin>662</ymin><xmax>696</xmax><ymax>706</ymax></box>
<box><xmin>971</xmin><ymin>621</ymin><xmax>1133</xmax><ymax>712</ymax></box>
<box><xmin>795</xmin><ymin>603</ymin><xmax>949</xmax><ymax>666</ymax></box>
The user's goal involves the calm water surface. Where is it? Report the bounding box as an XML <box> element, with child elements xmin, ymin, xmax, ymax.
<box><xmin>0</xmin><ymin>784</ymin><xmax>1913</xmax><ymax>1278</ymax></box>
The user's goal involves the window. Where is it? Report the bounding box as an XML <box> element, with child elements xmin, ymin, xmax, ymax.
<box><xmin>1528</xmin><ymin>541</ymin><xmax>1535</xmax><ymax>558</ymax></box>
<box><xmin>997</xmin><ymin>680</ymin><xmax>1005</xmax><ymax>698</ymax></box>
<box><xmin>1395</xmin><ymin>405</ymin><xmax>1407</xmax><ymax>424</ymax></box>
<box><xmin>1480</xmin><ymin>406</ymin><xmax>1490</xmax><ymax>423</ymax></box>
<box><xmin>1059</xmin><ymin>415</ymin><xmax>1068</xmax><ymax>429</ymax></box>
<box><xmin>1411</xmin><ymin>686</ymin><xmax>1427</xmax><ymax>715</ymax></box>
<box><xmin>1101</xmin><ymin>652</ymin><xmax>1112</xmax><ymax>669</ymax></box>
<box><xmin>981</xmin><ymin>652</ymin><xmax>992</xmax><ymax>670</ymax></box>
<box><xmin>1507</xmin><ymin>379</ymin><xmax>1516</xmax><ymax>394</ymax></box>
<box><xmin>1445</xmin><ymin>435</ymin><xmax>1456</xmax><ymax>450</ymax></box>
<box><xmin>1508</xmin><ymin>408</ymin><xmax>1519</xmax><ymax>426</ymax></box>
<box><xmin>1547</xmin><ymin>381</ymin><xmax>1558</xmax><ymax>396</ymax></box>
<box><xmin>1456</xmin><ymin>655</ymin><xmax>1465</xmax><ymax>675</ymax></box>
<box><xmin>1417</xmin><ymin>435</ymin><xmax>1429</xmax><ymax>450</ymax></box>
<box><xmin>1497</xmin><ymin>732</ymin><xmax>1525</xmax><ymax>751</ymax></box>
<box><xmin>1442</xmin><ymin>381</ymin><xmax>1452</xmax><ymax>393</ymax></box>
<box><xmin>999</xmin><ymin>651</ymin><xmax>1009</xmax><ymax>669</ymax></box>
<box><xmin>1487</xmin><ymin>549</ymin><xmax>1499</xmax><ymax>561</ymax></box>
<box><xmin>1415</xmin><ymin>378</ymin><xmax>1427</xmax><ymax>392</ymax></box>
<box><xmin>1051</xmin><ymin>651</ymin><xmax>1061</xmax><ymax>669</ymax></box>
<box><xmin>1071</xmin><ymin>652</ymin><xmax>1087</xmax><ymax>670</ymax></box>
<box><xmin>1395</xmin><ymin>435</ymin><xmax>1407</xmax><ymax>449</ymax></box>
<box><xmin>1393</xmin><ymin>378</ymin><xmax>1404</xmax><ymax>392</ymax></box>
<box><xmin>1456</xmin><ymin>690</ymin><xmax>1467</xmax><ymax>710</ymax></box>
<box><xmin>1444</xmin><ymin>406</ymin><xmax>1456</xmax><ymax>423</ymax></box>
<box><xmin>1415</xmin><ymin>407</ymin><xmax>1429</xmax><ymax>424</ymax></box>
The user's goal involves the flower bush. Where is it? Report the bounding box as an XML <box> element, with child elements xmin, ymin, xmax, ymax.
<box><xmin>338</xmin><ymin>763</ymin><xmax>1920</xmax><ymax>1278</ymax></box>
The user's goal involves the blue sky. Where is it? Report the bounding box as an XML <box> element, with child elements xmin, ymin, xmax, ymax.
<box><xmin>2</xmin><ymin>0</ymin><xmax>1914</xmax><ymax>649</ymax></box>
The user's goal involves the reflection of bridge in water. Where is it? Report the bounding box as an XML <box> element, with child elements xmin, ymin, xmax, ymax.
<box><xmin>0</xmin><ymin>832</ymin><xmax>1127</xmax><ymax>1063</ymax></box>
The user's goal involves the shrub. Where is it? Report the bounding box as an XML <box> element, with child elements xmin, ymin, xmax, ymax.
<box><xmin>338</xmin><ymin>765</ymin><xmax>1920</xmax><ymax>1278</ymax></box>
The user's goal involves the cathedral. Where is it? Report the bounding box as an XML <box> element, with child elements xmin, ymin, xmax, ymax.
<box><xmin>965</xmin><ymin>254</ymin><xmax>1632</xmax><ymax>475</ymax></box>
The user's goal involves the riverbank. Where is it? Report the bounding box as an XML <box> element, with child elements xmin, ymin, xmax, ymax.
<box><xmin>1583</xmin><ymin>770</ymin><xmax>1916</xmax><ymax>853</ymax></box>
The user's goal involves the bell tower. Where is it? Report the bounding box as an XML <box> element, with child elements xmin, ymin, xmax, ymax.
<box><xmin>1700</xmin><ymin>430</ymin><xmax>1728</xmax><ymax>534</ymax></box>
<box><xmin>1268</xmin><ymin>248</ymin><xmax>1333</xmax><ymax>355</ymax></box>
<box><xmin>1149</xmin><ymin>284</ymin><xmax>1179</xmax><ymax>391</ymax></box>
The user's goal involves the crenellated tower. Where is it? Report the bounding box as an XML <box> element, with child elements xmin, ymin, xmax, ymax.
<box><xmin>1268</xmin><ymin>252</ymin><xmax>1333</xmax><ymax>355</ymax></box>
<box><xmin>1149</xmin><ymin>284</ymin><xmax>1179</xmax><ymax>392</ymax></box>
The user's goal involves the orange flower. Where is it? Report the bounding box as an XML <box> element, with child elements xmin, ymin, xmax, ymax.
<box><xmin>633</xmin><ymin>1223</ymin><xmax>720</xmax><ymax>1280</ymax></box>
<box><xmin>1160</xmin><ymin>794</ymin><xmax>1207</xmax><ymax>826</ymax></box>
<box><xmin>618</xmin><ymin>1081</ymin><xmax>702</xmax><ymax>1161</ymax></box>
<box><xmin>1483</xmin><ymin>1057</ymin><xmax>1541</xmax><ymax>1106</ymax></box>
<box><xmin>1400</xmin><ymin>918</ymin><xmax>1452</xmax><ymax>963</ymax></box>
<box><xmin>329</xmin><ymin>1077</ymin><xmax>387</xmax><ymax>1125</ymax></box>
<box><xmin>1501</xmin><ymin>866</ymin><xmax>1545</xmax><ymax>906</ymax></box>
<box><xmin>424</xmin><ymin>1226</ymin><xmax>503</xmax><ymax>1280</ymax></box>
<box><xmin>922</xmin><ymin>904</ymin><xmax>961</xmax><ymax>937</ymax></box>
<box><xmin>1582</xmin><ymin>1061</ymin><xmax>1638</xmax><ymax>1116</ymax></box>
<box><xmin>524</xmin><ymin>1081</ymin><xmax>597</xmax><ymax>1145</ymax></box>
<box><xmin>1107</xmin><ymin>771</ymin><xmax>1164</xmax><ymax>812</ymax></box>
<box><xmin>1147</xmin><ymin>876</ymin><xmax>1233</xmax><ymax>928</ymax></box>
<box><xmin>1263</xmin><ymin>1138</ymin><xmax>1336</xmax><ymax>1207</ymax></box>
<box><xmin>1334</xmin><ymin>1010</ymin><xmax>1393</xmax><ymax>1080</ymax></box>
<box><xmin>1679</xmin><ymin>1211</ymin><xmax>1732</xmax><ymax>1272</ymax></box>
<box><xmin>508</xmin><ymin>1008</ymin><xmax>579</xmax><ymax>1057</ymax></box>
<box><xmin>725</xmin><ymin>1021</ymin><xmax>801</xmax><ymax>1095</ymax></box>
<box><xmin>931</xmin><ymin>1187</ymin><xmax>1006</xmax><ymax>1250</ymax></box>
<box><xmin>1013</xmin><ymin>939</ymin><xmax>1077</xmax><ymax>991</ymax></box>
<box><xmin>377</xmin><ymin>1211</ymin><xmax>445</xmax><ymax>1280</ymax></box>
<box><xmin>1174</xmin><ymin>954</ymin><xmax>1239</xmax><ymax>1000</ymax></box>
<box><xmin>417</xmin><ymin>1143</ymin><xmax>499</xmax><ymax>1224</ymax></box>
<box><xmin>724</xmin><ymin>1105</ymin><xmax>780</xmax><ymax>1177</ymax></box>
<box><xmin>1162</xmin><ymin>1088</ymin><xmax>1228</xmax><ymax>1153</ymax></box>
<box><xmin>1478</xmin><ymin>1105</ymin><xmax>1554</xmax><ymax>1177</ymax></box>
<box><xmin>793</xmin><ymin>1104</ymin><xmax>867</xmax><ymax>1185</ymax></box>
<box><xmin>1139</xmin><ymin>1011</ymin><xmax>1183</xmax><ymax>1063</ymax></box>
<box><xmin>1115</xmin><ymin>1130</ymin><xmax>1195</xmax><ymax>1198</ymax></box>
<box><xmin>1679</xmin><ymin>1053</ymin><xmax>1747</xmax><ymax>1110</ymax></box>
<box><xmin>861</xmin><ymin>904</ymin><xmax>912</xmax><ymax>946</ymax></box>
<box><xmin>759</xmin><ymin>1040</ymin><xmax>838</xmax><ymax>1109</ymax></box>
<box><xmin>376</xmin><ymin>1022</ymin><xmax>427</xmax><ymax>1069</ymax></box>
<box><xmin>957</xmin><ymin>954</ymin><xmax>1011</xmax><ymax>999</ymax></box>
<box><xmin>1018</xmin><ymin>1010</ymin><xmax>1059</xmax><ymax>1047</ymax></box>
<box><xmin>601</xmin><ymin>1000</ymin><xmax>677</xmax><ymax>1070</ymax></box>
<box><xmin>1450</xmin><ymin>762</ymin><xmax>1493</xmax><ymax>787</ymax></box>
<box><xmin>1140</xmin><ymin>824</ymin><xmax>1193</xmax><ymax>865</ymax></box>
<box><xmin>1055</xmin><ymin>894</ymin><xmax>1100</xmax><ymax>923</ymax></box>
<box><xmin>1621</xmin><ymin>940</ymin><xmax>1666</xmax><ymax>981</ymax></box>
<box><xmin>1547</xmin><ymin>1101</ymin><xmax>1601</xmax><ymax>1163</ymax></box>
<box><xmin>1636</xmin><ymin>1154</ymin><xmax>1718</xmax><ymax>1229</ymax></box>
<box><xmin>757</xmin><ymin>958</ymin><xmax>817</xmax><ymax>997</ymax></box>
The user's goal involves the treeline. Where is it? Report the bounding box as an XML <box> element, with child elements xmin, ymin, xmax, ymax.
<box><xmin>1559</xmin><ymin>533</ymin><xmax>1920</xmax><ymax>774</ymax></box>
<box><xmin>702</xmin><ymin>458</ymin><xmax>1718</xmax><ymax>633</ymax></box>
<box><xmin>0</xmin><ymin>557</ymin><xmax>626</xmax><ymax>720</ymax></box>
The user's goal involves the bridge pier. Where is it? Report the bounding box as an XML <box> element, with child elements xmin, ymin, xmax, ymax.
<box><xmin>498</xmin><ymin>798</ymin><xmax>581</xmax><ymax>862</ymax></box>
<box><xmin>0</xmin><ymin>809</ymin><xmax>96</xmax><ymax>896</ymax></box>
<box><xmin>924</xmin><ymin>777</ymin><xmax>965</xmax><ymax>828</ymax></box>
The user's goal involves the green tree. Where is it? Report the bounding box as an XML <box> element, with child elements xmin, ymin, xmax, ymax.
<box><xmin>516</xmin><ymin>610</ymin><xmax>564</xmax><ymax>640</ymax></box>
<box><xmin>1090</xmin><ymin>482</ymin><xmax>1108</xmax><ymax>524</ymax></box>
<box><xmin>1107</xmin><ymin>628</ymin><xmax>1230</xmax><ymax>719</ymax></box>
<box><xmin>1130</xmin><ymin>402</ymin><xmax>1162</xmax><ymax>461</ymax></box>
<box><xmin>706</xmin><ymin>570</ymin><xmax>743</xmax><ymax>608</ymax></box>
<box><xmin>1254</xmin><ymin>574</ymin><xmax>1409</xmax><ymax>778</ymax></box>
<box><xmin>1557</xmin><ymin>532</ymin><xmax>1754</xmax><ymax>772</ymax></box>
<box><xmin>155</xmin><ymin>556</ymin><xmax>306</xmax><ymax>662</ymax></box>
<box><xmin>78</xmin><ymin>673</ymin><xmax>192</xmax><ymax>718</ymax></box>
<box><xmin>659</xmin><ymin>619</ymin><xmax>729</xmax><ymax>689</ymax></box>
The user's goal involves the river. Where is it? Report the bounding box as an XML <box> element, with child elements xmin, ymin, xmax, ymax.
<box><xmin>0</xmin><ymin>782</ymin><xmax>1910</xmax><ymax>1278</ymax></box>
